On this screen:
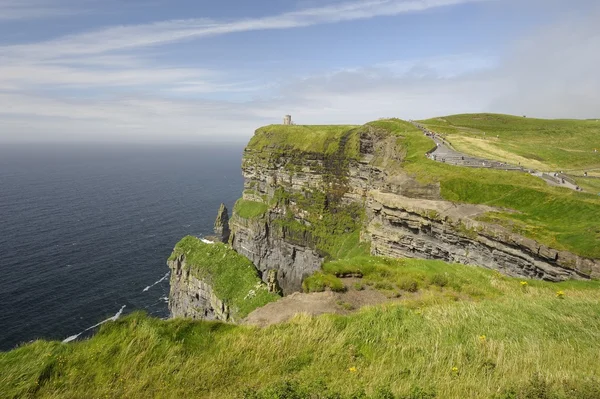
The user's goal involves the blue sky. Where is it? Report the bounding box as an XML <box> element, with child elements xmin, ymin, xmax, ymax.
<box><xmin>0</xmin><ymin>0</ymin><xmax>598</xmax><ymax>142</ymax></box>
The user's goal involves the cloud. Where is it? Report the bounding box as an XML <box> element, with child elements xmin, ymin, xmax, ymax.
<box><xmin>0</xmin><ymin>0</ymin><xmax>84</xmax><ymax>20</ymax></box>
<box><xmin>1</xmin><ymin>0</ymin><xmax>492</xmax><ymax>59</ymax></box>
<box><xmin>489</xmin><ymin>7</ymin><xmax>600</xmax><ymax>118</ymax></box>
<box><xmin>1</xmin><ymin>0</ymin><xmax>598</xmax><ymax>143</ymax></box>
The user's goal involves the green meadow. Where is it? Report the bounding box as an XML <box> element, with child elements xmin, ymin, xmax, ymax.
<box><xmin>2</xmin><ymin>258</ymin><xmax>600</xmax><ymax>398</ymax></box>
<box><xmin>418</xmin><ymin>113</ymin><xmax>600</xmax><ymax>172</ymax></box>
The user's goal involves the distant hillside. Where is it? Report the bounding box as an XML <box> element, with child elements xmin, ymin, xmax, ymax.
<box><xmin>418</xmin><ymin>113</ymin><xmax>600</xmax><ymax>174</ymax></box>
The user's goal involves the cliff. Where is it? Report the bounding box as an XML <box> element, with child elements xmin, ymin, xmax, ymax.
<box><xmin>167</xmin><ymin>236</ymin><xmax>279</xmax><ymax>322</ymax></box>
<box><xmin>169</xmin><ymin>119</ymin><xmax>600</xmax><ymax>320</ymax></box>
<box><xmin>227</xmin><ymin>121</ymin><xmax>599</xmax><ymax>294</ymax></box>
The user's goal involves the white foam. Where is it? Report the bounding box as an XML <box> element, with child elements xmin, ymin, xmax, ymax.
<box><xmin>62</xmin><ymin>305</ymin><xmax>126</xmax><ymax>344</ymax></box>
<box><xmin>142</xmin><ymin>272</ymin><xmax>170</xmax><ymax>292</ymax></box>
<box><xmin>201</xmin><ymin>238</ymin><xmax>214</xmax><ymax>244</ymax></box>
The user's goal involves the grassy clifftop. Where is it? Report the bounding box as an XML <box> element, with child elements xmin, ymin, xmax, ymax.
<box><xmin>2</xmin><ymin>259</ymin><xmax>600</xmax><ymax>398</ymax></box>
<box><xmin>169</xmin><ymin>237</ymin><xmax>279</xmax><ymax>318</ymax></box>
<box><xmin>247</xmin><ymin>124</ymin><xmax>361</xmax><ymax>159</ymax></box>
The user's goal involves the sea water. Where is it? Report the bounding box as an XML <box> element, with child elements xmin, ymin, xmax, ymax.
<box><xmin>0</xmin><ymin>143</ymin><xmax>244</xmax><ymax>350</ymax></box>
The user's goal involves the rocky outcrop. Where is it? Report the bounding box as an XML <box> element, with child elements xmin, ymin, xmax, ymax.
<box><xmin>213</xmin><ymin>203</ymin><xmax>230</xmax><ymax>243</ymax></box>
<box><xmin>168</xmin><ymin>253</ymin><xmax>232</xmax><ymax>321</ymax></box>
<box><xmin>230</xmin><ymin>126</ymin><xmax>444</xmax><ymax>293</ymax></box>
<box><xmin>366</xmin><ymin>191</ymin><xmax>600</xmax><ymax>281</ymax></box>
<box><xmin>229</xmin><ymin>212</ymin><xmax>322</xmax><ymax>295</ymax></box>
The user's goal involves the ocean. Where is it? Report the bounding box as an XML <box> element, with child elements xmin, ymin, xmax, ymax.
<box><xmin>0</xmin><ymin>143</ymin><xmax>245</xmax><ymax>351</ymax></box>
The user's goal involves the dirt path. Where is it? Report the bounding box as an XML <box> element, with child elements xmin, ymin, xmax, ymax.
<box><xmin>243</xmin><ymin>279</ymin><xmax>392</xmax><ymax>327</ymax></box>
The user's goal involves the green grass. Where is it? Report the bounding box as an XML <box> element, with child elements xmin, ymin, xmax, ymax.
<box><xmin>368</xmin><ymin>118</ymin><xmax>600</xmax><ymax>259</ymax></box>
<box><xmin>323</xmin><ymin>257</ymin><xmax>502</xmax><ymax>299</ymax></box>
<box><xmin>169</xmin><ymin>236</ymin><xmax>279</xmax><ymax>319</ymax></box>
<box><xmin>248</xmin><ymin>125</ymin><xmax>360</xmax><ymax>158</ymax></box>
<box><xmin>418</xmin><ymin>113</ymin><xmax>600</xmax><ymax>172</ymax></box>
<box><xmin>233</xmin><ymin>199</ymin><xmax>268</xmax><ymax>219</ymax></box>
<box><xmin>302</xmin><ymin>272</ymin><xmax>346</xmax><ymax>293</ymax></box>
<box><xmin>3</xmin><ymin>258</ymin><xmax>600</xmax><ymax>398</ymax></box>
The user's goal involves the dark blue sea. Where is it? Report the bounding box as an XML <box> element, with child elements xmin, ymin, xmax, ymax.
<box><xmin>0</xmin><ymin>143</ymin><xmax>245</xmax><ymax>351</ymax></box>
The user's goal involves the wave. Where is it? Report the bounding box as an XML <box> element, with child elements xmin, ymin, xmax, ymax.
<box><xmin>142</xmin><ymin>272</ymin><xmax>170</xmax><ymax>292</ymax></box>
<box><xmin>62</xmin><ymin>305</ymin><xmax>126</xmax><ymax>343</ymax></box>
<box><xmin>201</xmin><ymin>238</ymin><xmax>215</xmax><ymax>244</ymax></box>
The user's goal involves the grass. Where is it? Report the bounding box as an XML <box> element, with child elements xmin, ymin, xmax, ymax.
<box><xmin>418</xmin><ymin>113</ymin><xmax>600</xmax><ymax>172</ymax></box>
<box><xmin>248</xmin><ymin>125</ymin><xmax>361</xmax><ymax>158</ymax></box>
<box><xmin>3</xmin><ymin>258</ymin><xmax>600</xmax><ymax>398</ymax></box>
<box><xmin>168</xmin><ymin>236</ymin><xmax>279</xmax><ymax>319</ymax></box>
<box><xmin>302</xmin><ymin>272</ymin><xmax>346</xmax><ymax>293</ymax></box>
<box><xmin>233</xmin><ymin>199</ymin><xmax>268</xmax><ymax>219</ymax></box>
<box><xmin>368</xmin><ymin>118</ymin><xmax>600</xmax><ymax>259</ymax></box>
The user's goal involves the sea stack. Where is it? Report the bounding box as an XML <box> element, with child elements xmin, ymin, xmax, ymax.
<box><xmin>213</xmin><ymin>203</ymin><xmax>230</xmax><ymax>243</ymax></box>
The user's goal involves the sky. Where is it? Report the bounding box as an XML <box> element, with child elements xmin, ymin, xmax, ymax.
<box><xmin>0</xmin><ymin>0</ymin><xmax>598</xmax><ymax>143</ymax></box>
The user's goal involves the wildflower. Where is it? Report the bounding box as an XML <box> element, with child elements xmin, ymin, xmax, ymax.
<box><xmin>349</xmin><ymin>367</ymin><xmax>358</xmax><ymax>373</ymax></box>
<box><xmin>520</xmin><ymin>281</ymin><xmax>528</xmax><ymax>288</ymax></box>
<box><xmin>479</xmin><ymin>335</ymin><xmax>486</xmax><ymax>342</ymax></box>
<box><xmin>451</xmin><ymin>367</ymin><xmax>459</xmax><ymax>375</ymax></box>
<box><xmin>556</xmin><ymin>290</ymin><xmax>565</xmax><ymax>299</ymax></box>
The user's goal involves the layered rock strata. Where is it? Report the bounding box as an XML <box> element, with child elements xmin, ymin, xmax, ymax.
<box><xmin>367</xmin><ymin>191</ymin><xmax>600</xmax><ymax>281</ymax></box>
<box><xmin>168</xmin><ymin>253</ymin><xmax>232</xmax><ymax>321</ymax></box>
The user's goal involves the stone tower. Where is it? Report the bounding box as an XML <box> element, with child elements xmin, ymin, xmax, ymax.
<box><xmin>283</xmin><ymin>115</ymin><xmax>292</xmax><ymax>125</ymax></box>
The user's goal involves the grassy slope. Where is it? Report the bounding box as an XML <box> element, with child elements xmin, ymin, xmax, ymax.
<box><xmin>233</xmin><ymin>199</ymin><xmax>268</xmax><ymax>219</ymax></box>
<box><xmin>418</xmin><ymin>113</ymin><xmax>600</xmax><ymax>172</ymax></box>
<box><xmin>169</xmin><ymin>237</ymin><xmax>279</xmax><ymax>318</ymax></box>
<box><xmin>2</xmin><ymin>260</ymin><xmax>600</xmax><ymax>398</ymax></box>
<box><xmin>249</xmin><ymin>125</ymin><xmax>361</xmax><ymax>158</ymax></box>
<box><xmin>368</xmin><ymin>119</ymin><xmax>600</xmax><ymax>259</ymax></box>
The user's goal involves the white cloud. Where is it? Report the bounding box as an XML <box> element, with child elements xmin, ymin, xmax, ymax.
<box><xmin>1</xmin><ymin>0</ymin><xmax>492</xmax><ymax>59</ymax></box>
<box><xmin>0</xmin><ymin>0</ymin><xmax>598</xmax><ymax>143</ymax></box>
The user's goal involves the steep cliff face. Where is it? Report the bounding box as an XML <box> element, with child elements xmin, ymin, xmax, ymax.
<box><xmin>228</xmin><ymin>123</ymin><xmax>599</xmax><ymax>292</ymax></box>
<box><xmin>366</xmin><ymin>191</ymin><xmax>600</xmax><ymax>281</ymax></box>
<box><xmin>168</xmin><ymin>253</ymin><xmax>232</xmax><ymax>321</ymax></box>
<box><xmin>167</xmin><ymin>236</ymin><xmax>279</xmax><ymax>321</ymax></box>
<box><xmin>230</xmin><ymin>126</ymin><xmax>390</xmax><ymax>294</ymax></box>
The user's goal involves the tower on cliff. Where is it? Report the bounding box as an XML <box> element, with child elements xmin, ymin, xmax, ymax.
<box><xmin>283</xmin><ymin>115</ymin><xmax>292</xmax><ymax>125</ymax></box>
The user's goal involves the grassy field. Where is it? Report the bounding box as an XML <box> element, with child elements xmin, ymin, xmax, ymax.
<box><xmin>233</xmin><ymin>199</ymin><xmax>269</xmax><ymax>219</ymax></box>
<box><xmin>248</xmin><ymin>125</ymin><xmax>361</xmax><ymax>158</ymax></box>
<box><xmin>2</xmin><ymin>258</ymin><xmax>600</xmax><ymax>399</ymax></box>
<box><xmin>169</xmin><ymin>237</ymin><xmax>279</xmax><ymax>319</ymax></box>
<box><xmin>419</xmin><ymin>114</ymin><xmax>600</xmax><ymax>172</ymax></box>
<box><xmin>369</xmin><ymin>118</ymin><xmax>600</xmax><ymax>259</ymax></box>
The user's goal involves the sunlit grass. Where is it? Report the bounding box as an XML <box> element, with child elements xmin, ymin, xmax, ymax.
<box><xmin>3</xmin><ymin>258</ymin><xmax>600</xmax><ymax>398</ymax></box>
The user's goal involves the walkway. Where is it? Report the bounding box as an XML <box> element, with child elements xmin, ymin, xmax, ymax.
<box><xmin>410</xmin><ymin>122</ymin><xmax>583</xmax><ymax>192</ymax></box>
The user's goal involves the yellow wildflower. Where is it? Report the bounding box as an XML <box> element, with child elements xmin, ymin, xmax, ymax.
<box><xmin>520</xmin><ymin>281</ymin><xmax>528</xmax><ymax>287</ymax></box>
<box><xmin>556</xmin><ymin>290</ymin><xmax>565</xmax><ymax>299</ymax></box>
<box><xmin>349</xmin><ymin>367</ymin><xmax>357</xmax><ymax>373</ymax></box>
<box><xmin>479</xmin><ymin>335</ymin><xmax>486</xmax><ymax>342</ymax></box>
<box><xmin>451</xmin><ymin>366</ymin><xmax>459</xmax><ymax>375</ymax></box>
